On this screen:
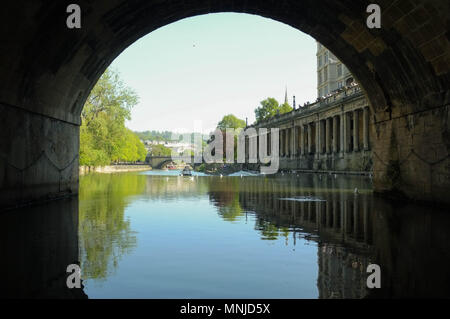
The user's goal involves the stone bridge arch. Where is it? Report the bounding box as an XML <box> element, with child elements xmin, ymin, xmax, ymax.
<box><xmin>149</xmin><ymin>158</ymin><xmax>175</xmax><ymax>170</ymax></box>
<box><xmin>0</xmin><ymin>0</ymin><xmax>449</xmax><ymax>209</ymax></box>
<box><xmin>146</xmin><ymin>156</ymin><xmax>187</xmax><ymax>169</ymax></box>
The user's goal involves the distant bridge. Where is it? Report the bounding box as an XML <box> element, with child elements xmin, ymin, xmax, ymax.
<box><xmin>146</xmin><ymin>156</ymin><xmax>199</xmax><ymax>169</ymax></box>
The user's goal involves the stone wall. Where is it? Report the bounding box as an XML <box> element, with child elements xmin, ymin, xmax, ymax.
<box><xmin>79</xmin><ymin>164</ymin><xmax>151</xmax><ymax>175</ymax></box>
<box><xmin>0</xmin><ymin>103</ymin><xmax>79</xmax><ymax>211</ymax></box>
<box><xmin>372</xmin><ymin>104</ymin><xmax>450</xmax><ymax>203</ymax></box>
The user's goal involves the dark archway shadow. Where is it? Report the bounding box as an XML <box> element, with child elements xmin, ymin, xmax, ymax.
<box><xmin>0</xmin><ymin>1</ymin><xmax>449</xmax><ymax>209</ymax></box>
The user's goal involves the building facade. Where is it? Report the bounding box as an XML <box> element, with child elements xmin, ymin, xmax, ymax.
<box><xmin>317</xmin><ymin>42</ymin><xmax>354</xmax><ymax>98</ymax></box>
<box><xmin>241</xmin><ymin>43</ymin><xmax>371</xmax><ymax>174</ymax></box>
<box><xmin>247</xmin><ymin>84</ymin><xmax>372</xmax><ymax>173</ymax></box>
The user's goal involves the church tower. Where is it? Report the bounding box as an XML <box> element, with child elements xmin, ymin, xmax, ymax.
<box><xmin>284</xmin><ymin>87</ymin><xmax>288</xmax><ymax>104</ymax></box>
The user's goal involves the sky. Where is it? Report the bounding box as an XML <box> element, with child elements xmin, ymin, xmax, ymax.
<box><xmin>109</xmin><ymin>13</ymin><xmax>317</xmax><ymax>133</ymax></box>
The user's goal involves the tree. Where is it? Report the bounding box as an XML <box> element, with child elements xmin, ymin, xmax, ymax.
<box><xmin>254</xmin><ymin>98</ymin><xmax>279</xmax><ymax>122</ymax></box>
<box><xmin>217</xmin><ymin>114</ymin><xmax>246</xmax><ymax>130</ymax></box>
<box><xmin>279</xmin><ymin>101</ymin><xmax>293</xmax><ymax>114</ymax></box>
<box><xmin>149</xmin><ymin>144</ymin><xmax>172</xmax><ymax>157</ymax></box>
<box><xmin>254</xmin><ymin>97</ymin><xmax>293</xmax><ymax>123</ymax></box>
<box><xmin>80</xmin><ymin>68</ymin><xmax>147</xmax><ymax>166</ymax></box>
<box><xmin>215</xmin><ymin>114</ymin><xmax>246</xmax><ymax>161</ymax></box>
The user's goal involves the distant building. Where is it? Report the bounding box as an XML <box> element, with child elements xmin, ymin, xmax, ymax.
<box><xmin>142</xmin><ymin>139</ymin><xmax>195</xmax><ymax>155</ymax></box>
<box><xmin>316</xmin><ymin>42</ymin><xmax>354</xmax><ymax>98</ymax></box>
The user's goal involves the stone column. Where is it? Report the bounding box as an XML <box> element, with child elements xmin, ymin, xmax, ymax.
<box><xmin>316</xmin><ymin>202</ymin><xmax>321</xmax><ymax>229</ymax></box>
<box><xmin>322</xmin><ymin>120</ymin><xmax>326</xmax><ymax>154</ymax></box>
<box><xmin>325</xmin><ymin>118</ymin><xmax>331</xmax><ymax>154</ymax></box>
<box><xmin>326</xmin><ymin>200</ymin><xmax>331</xmax><ymax>228</ymax></box>
<box><xmin>301</xmin><ymin>125</ymin><xmax>306</xmax><ymax>156</ymax></box>
<box><xmin>245</xmin><ymin>136</ymin><xmax>249</xmax><ymax>161</ymax></box>
<box><xmin>353</xmin><ymin>196</ymin><xmax>359</xmax><ymax>237</ymax></box>
<box><xmin>345</xmin><ymin>112</ymin><xmax>351</xmax><ymax>153</ymax></box>
<box><xmin>363</xmin><ymin>107</ymin><xmax>369</xmax><ymax>150</ymax></box>
<box><xmin>315</xmin><ymin>120</ymin><xmax>321</xmax><ymax>159</ymax></box>
<box><xmin>332</xmin><ymin>116</ymin><xmax>338</xmax><ymax>153</ymax></box>
<box><xmin>291</xmin><ymin>125</ymin><xmax>296</xmax><ymax>158</ymax></box>
<box><xmin>286</xmin><ymin>128</ymin><xmax>290</xmax><ymax>157</ymax></box>
<box><xmin>363</xmin><ymin>198</ymin><xmax>368</xmax><ymax>243</ymax></box>
<box><xmin>333</xmin><ymin>199</ymin><xmax>338</xmax><ymax>230</ymax></box>
<box><xmin>340</xmin><ymin>113</ymin><xmax>345</xmax><ymax>155</ymax></box>
<box><xmin>280</xmin><ymin>129</ymin><xmax>284</xmax><ymax>157</ymax></box>
<box><xmin>343</xmin><ymin>200</ymin><xmax>348</xmax><ymax>239</ymax></box>
<box><xmin>308</xmin><ymin>123</ymin><xmax>312</xmax><ymax>154</ymax></box>
<box><xmin>353</xmin><ymin>109</ymin><xmax>359</xmax><ymax>152</ymax></box>
<box><xmin>292</xmin><ymin>125</ymin><xmax>297</xmax><ymax>158</ymax></box>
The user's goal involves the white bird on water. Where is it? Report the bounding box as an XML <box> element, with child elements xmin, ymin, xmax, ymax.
<box><xmin>220</xmin><ymin>174</ymin><xmax>223</xmax><ymax>178</ymax></box>
<box><xmin>354</xmin><ymin>188</ymin><xmax>359</xmax><ymax>194</ymax></box>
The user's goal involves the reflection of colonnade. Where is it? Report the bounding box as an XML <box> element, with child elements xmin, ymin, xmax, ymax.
<box><xmin>237</xmin><ymin>175</ymin><xmax>373</xmax><ymax>298</ymax></box>
<box><xmin>246</xmin><ymin>86</ymin><xmax>372</xmax><ymax>172</ymax></box>
<box><xmin>239</xmin><ymin>176</ymin><xmax>373</xmax><ymax>247</ymax></box>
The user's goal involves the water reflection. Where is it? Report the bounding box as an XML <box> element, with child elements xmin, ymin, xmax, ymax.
<box><xmin>0</xmin><ymin>198</ymin><xmax>86</xmax><ymax>298</ymax></box>
<box><xmin>1</xmin><ymin>171</ymin><xmax>449</xmax><ymax>298</ymax></box>
<box><xmin>78</xmin><ymin>174</ymin><xmax>143</xmax><ymax>281</ymax></box>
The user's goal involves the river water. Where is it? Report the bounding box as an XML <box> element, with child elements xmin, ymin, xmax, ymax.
<box><xmin>1</xmin><ymin>170</ymin><xmax>449</xmax><ymax>298</ymax></box>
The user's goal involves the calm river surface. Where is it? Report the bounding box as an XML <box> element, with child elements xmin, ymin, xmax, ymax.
<box><xmin>76</xmin><ymin>170</ymin><xmax>450</xmax><ymax>298</ymax></box>
<box><xmin>1</xmin><ymin>170</ymin><xmax>450</xmax><ymax>298</ymax></box>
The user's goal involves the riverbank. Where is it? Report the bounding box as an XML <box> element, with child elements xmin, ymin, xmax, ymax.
<box><xmin>79</xmin><ymin>165</ymin><xmax>152</xmax><ymax>175</ymax></box>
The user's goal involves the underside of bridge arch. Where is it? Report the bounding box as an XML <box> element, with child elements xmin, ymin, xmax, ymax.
<box><xmin>0</xmin><ymin>0</ymin><xmax>449</xmax><ymax>209</ymax></box>
<box><xmin>149</xmin><ymin>159</ymin><xmax>176</xmax><ymax>170</ymax></box>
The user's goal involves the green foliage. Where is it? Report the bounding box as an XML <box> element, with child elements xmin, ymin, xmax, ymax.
<box><xmin>80</xmin><ymin>68</ymin><xmax>147</xmax><ymax>166</ymax></box>
<box><xmin>135</xmin><ymin>130</ymin><xmax>176</xmax><ymax>142</ymax></box>
<box><xmin>217</xmin><ymin>114</ymin><xmax>246</xmax><ymax>130</ymax></box>
<box><xmin>254</xmin><ymin>97</ymin><xmax>279</xmax><ymax>122</ymax></box>
<box><xmin>279</xmin><ymin>102</ymin><xmax>293</xmax><ymax>114</ymax></box>
<box><xmin>216</xmin><ymin>114</ymin><xmax>247</xmax><ymax>161</ymax></box>
<box><xmin>254</xmin><ymin>98</ymin><xmax>293</xmax><ymax>123</ymax></box>
<box><xmin>149</xmin><ymin>144</ymin><xmax>172</xmax><ymax>156</ymax></box>
<box><xmin>79</xmin><ymin>173</ymin><xmax>146</xmax><ymax>280</ymax></box>
<box><xmin>196</xmin><ymin>163</ymin><xmax>206</xmax><ymax>172</ymax></box>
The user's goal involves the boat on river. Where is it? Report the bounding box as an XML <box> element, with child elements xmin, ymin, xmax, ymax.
<box><xmin>181</xmin><ymin>166</ymin><xmax>192</xmax><ymax>176</ymax></box>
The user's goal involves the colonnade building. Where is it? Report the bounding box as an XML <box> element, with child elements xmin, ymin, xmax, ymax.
<box><xmin>245</xmin><ymin>43</ymin><xmax>373</xmax><ymax>174</ymax></box>
<box><xmin>247</xmin><ymin>84</ymin><xmax>373</xmax><ymax>173</ymax></box>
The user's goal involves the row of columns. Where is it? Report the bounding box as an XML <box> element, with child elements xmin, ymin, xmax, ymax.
<box><xmin>278</xmin><ymin>106</ymin><xmax>370</xmax><ymax>158</ymax></box>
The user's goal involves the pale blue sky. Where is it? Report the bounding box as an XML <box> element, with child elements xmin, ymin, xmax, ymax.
<box><xmin>110</xmin><ymin>13</ymin><xmax>317</xmax><ymax>133</ymax></box>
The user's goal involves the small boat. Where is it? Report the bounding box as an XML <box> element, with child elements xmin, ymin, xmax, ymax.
<box><xmin>181</xmin><ymin>166</ymin><xmax>192</xmax><ymax>176</ymax></box>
